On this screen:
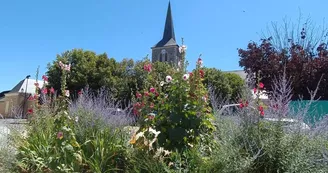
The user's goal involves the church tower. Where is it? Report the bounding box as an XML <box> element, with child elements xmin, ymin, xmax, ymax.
<box><xmin>151</xmin><ymin>2</ymin><xmax>180</xmax><ymax>65</ymax></box>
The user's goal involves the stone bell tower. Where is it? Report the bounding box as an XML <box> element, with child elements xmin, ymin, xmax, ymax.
<box><xmin>151</xmin><ymin>2</ymin><xmax>180</xmax><ymax>66</ymax></box>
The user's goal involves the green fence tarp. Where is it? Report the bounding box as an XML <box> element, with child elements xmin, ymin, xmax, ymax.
<box><xmin>289</xmin><ymin>101</ymin><xmax>328</xmax><ymax>125</ymax></box>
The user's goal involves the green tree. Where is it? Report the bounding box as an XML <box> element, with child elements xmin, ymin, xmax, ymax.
<box><xmin>223</xmin><ymin>73</ymin><xmax>244</xmax><ymax>101</ymax></box>
<box><xmin>202</xmin><ymin>68</ymin><xmax>232</xmax><ymax>101</ymax></box>
<box><xmin>47</xmin><ymin>49</ymin><xmax>116</xmax><ymax>97</ymax></box>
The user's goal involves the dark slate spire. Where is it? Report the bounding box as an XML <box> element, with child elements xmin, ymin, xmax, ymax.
<box><xmin>154</xmin><ymin>1</ymin><xmax>178</xmax><ymax>47</ymax></box>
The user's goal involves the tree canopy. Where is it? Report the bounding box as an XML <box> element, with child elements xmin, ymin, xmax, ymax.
<box><xmin>239</xmin><ymin>26</ymin><xmax>328</xmax><ymax>100</ymax></box>
<box><xmin>47</xmin><ymin>49</ymin><xmax>245</xmax><ymax>107</ymax></box>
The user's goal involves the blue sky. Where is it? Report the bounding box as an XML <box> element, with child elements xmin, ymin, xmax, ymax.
<box><xmin>0</xmin><ymin>0</ymin><xmax>326</xmax><ymax>92</ymax></box>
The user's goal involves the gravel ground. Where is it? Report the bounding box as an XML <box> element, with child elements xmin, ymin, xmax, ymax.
<box><xmin>0</xmin><ymin>119</ymin><xmax>27</xmax><ymax>148</ymax></box>
<box><xmin>0</xmin><ymin>119</ymin><xmax>27</xmax><ymax>171</ymax></box>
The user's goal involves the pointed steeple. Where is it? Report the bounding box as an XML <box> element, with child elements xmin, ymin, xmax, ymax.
<box><xmin>154</xmin><ymin>1</ymin><xmax>178</xmax><ymax>47</ymax></box>
<box><xmin>163</xmin><ymin>1</ymin><xmax>175</xmax><ymax>41</ymax></box>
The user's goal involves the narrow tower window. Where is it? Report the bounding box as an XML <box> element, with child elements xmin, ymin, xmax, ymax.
<box><xmin>161</xmin><ymin>49</ymin><xmax>167</xmax><ymax>62</ymax></box>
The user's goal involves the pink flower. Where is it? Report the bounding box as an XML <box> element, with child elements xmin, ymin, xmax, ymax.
<box><xmin>136</xmin><ymin>92</ymin><xmax>142</xmax><ymax>98</ymax></box>
<box><xmin>65</xmin><ymin>64</ymin><xmax>71</xmax><ymax>71</ymax></box>
<box><xmin>50</xmin><ymin>87</ymin><xmax>55</xmax><ymax>94</ymax></box>
<box><xmin>197</xmin><ymin>57</ymin><xmax>203</xmax><ymax>66</ymax></box>
<box><xmin>259</xmin><ymin>82</ymin><xmax>264</xmax><ymax>89</ymax></box>
<box><xmin>57</xmin><ymin>132</ymin><xmax>64</xmax><ymax>140</ymax></box>
<box><xmin>150</xmin><ymin>87</ymin><xmax>156</xmax><ymax>93</ymax></box>
<box><xmin>42</xmin><ymin>88</ymin><xmax>48</xmax><ymax>94</ymax></box>
<box><xmin>144</xmin><ymin>91</ymin><xmax>149</xmax><ymax>97</ymax></box>
<box><xmin>143</xmin><ymin>63</ymin><xmax>152</xmax><ymax>72</ymax></box>
<box><xmin>134</xmin><ymin>102</ymin><xmax>141</xmax><ymax>108</ymax></box>
<box><xmin>59</xmin><ymin>61</ymin><xmax>71</xmax><ymax>71</ymax></box>
<box><xmin>150</xmin><ymin>102</ymin><xmax>154</xmax><ymax>108</ymax></box>
<box><xmin>34</xmin><ymin>83</ymin><xmax>39</xmax><ymax>87</ymax></box>
<box><xmin>165</xmin><ymin>76</ymin><xmax>172</xmax><ymax>83</ymax></box>
<box><xmin>253</xmin><ymin>88</ymin><xmax>257</xmax><ymax>94</ymax></box>
<box><xmin>42</xmin><ymin>75</ymin><xmax>48</xmax><ymax>82</ymax></box>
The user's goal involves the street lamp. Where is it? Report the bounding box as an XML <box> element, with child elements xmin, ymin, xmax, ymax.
<box><xmin>22</xmin><ymin>75</ymin><xmax>31</xmax><ymax>118</ymax></box>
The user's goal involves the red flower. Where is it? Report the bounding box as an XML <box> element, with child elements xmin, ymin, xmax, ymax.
<box><xmin>189</xmin><ymin>72</ymin><xmax>193</xmax><ymax>78</ymax></box>
<box><xmin>155</xmin><ymin>92</ymin><xmax>159</xmax><ymax>97</ymax></box>
<box><xmin>27</xmin><ymin>108</ymin><xmax>33</xmax><ymax>114</ymax></box>
<box><xmin>259</xmin><ymin>82</ymin><xmax>264</xmax><ymax>89</ymax></box>
<box><xmin>245</xmin><ymin>101</ymin><xmax>249</xmax><ymax>107</ymax></box>
<box><xmin>33</xmin><ymin>94</ymin><xmax>38</xmax><ymax>100</ymax></box>
<box><xmin>149</xmin><ymin>87</ymin><xmax>156</xmax><ymax>93</ymax></box>
<box><xmin>144</xmin><ymin>92</ymin><xmax>149</xmax><ymax>97</ymax></box>
<box><xmin>42</xmin><ymin>88</ymin><xmax>48</xmax><ymax>94</ymax></box>
<box><xmin>253</xmin><ymin>88</ymin><xmax>257</xmax><ymax>94</ymax></box>
<box><xmin>258</xmin><ymin>106</ymin><xmax>264</xmax><ymax>111</ymax></box>
<box><xmin>136</xmin><ymin>92</ymin><xmax>142</xmax><ymax>98</ymax></box>
<box><xmin>239</xmin><ymin>103</ymin><xmax>244</xmax><ymax>108</ymax></box>
<box><xmin>50</xmin><ymin>87</ymin><xmax>55</xmax><ymax>94</ymax></box>
<box><xmin>78</xmin><ymin>90</ymin><xmax>83</xmax><ymax>95</ymax></box>
<box><xmin>260</xmin><ymin>111</ymin><xmax>264</xmax><ymax>116</ymax></box>
<box><xmin>199</xmin><ymin>69</ymin><xmax>204</xmax><ymax>78</ymax></box>
<box><xmin>42</xmin><ymin>75</ymin><xmax>48</xmax><ymax>82</ymax></box>
<box><xmin>258</xmin><ymin>106</ymin><xmax>264</xmax><ymax>116</ymax></box>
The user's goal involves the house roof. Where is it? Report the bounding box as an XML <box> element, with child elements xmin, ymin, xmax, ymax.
<box><xmin>7</xmin><ymin>78</ymin><xmax>46</xmax><ymax>95</ymax></box>
<box><xmin>223</xmin><ymin>70</ymin><xmax>268</xmax><ymax>100</ymax></box>
<box><xmin>0</xmin><ymin>90</ymin><xmax>10</xmax><ymax>100</ymax></box>
<box><xmin>153</xmin><ymin>2</ymin><xmax>178</xmax><ymax>48</ymax></box>
<box><xmin>224</xmin><ymin>70</ymin><xmax>247</xmax><ymax>80</ymax></box>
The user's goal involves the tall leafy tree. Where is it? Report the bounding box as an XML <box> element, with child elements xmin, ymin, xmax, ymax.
<box><xmin>238</xmin><ymin>16</ymin><xmax>328</xmax><ymax>100</ymax></box>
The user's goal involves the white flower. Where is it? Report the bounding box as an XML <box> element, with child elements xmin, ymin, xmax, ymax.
<box><xmin>182</xmin><ymin>74</ymin><xmax>190</xmax><ymax>81</ymax></box>
<box><xmin>160</xmin><ymin>81</ymin><xmax>164</xmax><ymax>86</ymax></box>
<box><xmin>179</xmin><ymin>45</ymin><xmax>187</xmax><ymax>53</ymax></box>
<box><xmin>75</xmin><ymin>116</ymin><xmax>79</xmax><ymax>122</ymax></box>
<box><xmin>165</xmin><ymin>76</ymin><xmax>172</xmax><ymax>83</ymax></box>
<box><xmin>65</xmin><ymin>90</ymin><xmax>70</xmax><ymax>97</ymax></box>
